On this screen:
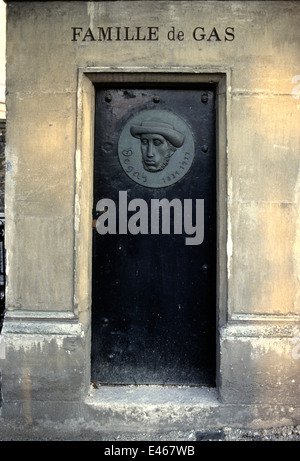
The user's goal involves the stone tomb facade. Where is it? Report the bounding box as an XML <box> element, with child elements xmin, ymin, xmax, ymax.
<box><xmin>1</xmin><ymin>0</ymin><xmax>300</xmax><ymax>437</ymax></box>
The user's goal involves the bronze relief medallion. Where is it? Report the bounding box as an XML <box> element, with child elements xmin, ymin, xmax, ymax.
<box><xmin>118</xmin><ymin>109</ymin><xmax>195</xmax><ymax>188</ymax></box>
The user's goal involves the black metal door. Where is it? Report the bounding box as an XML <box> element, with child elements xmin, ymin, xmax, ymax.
<box><xmin>91</xmin><ymin>85</ymin><xmax>216</xmax><ymax>386</ymax></box>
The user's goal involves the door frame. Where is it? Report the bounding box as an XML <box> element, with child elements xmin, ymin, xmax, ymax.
<box><xmin>74</xmin><ymin>67</ymin><xmax>229</xmax><ymax>393</ymax></box>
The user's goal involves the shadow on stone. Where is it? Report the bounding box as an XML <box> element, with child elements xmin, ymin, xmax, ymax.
<box><xmin>195</xmin><ymin>430</ymin><xmax>225</xmax><ymax>441</ymax></box>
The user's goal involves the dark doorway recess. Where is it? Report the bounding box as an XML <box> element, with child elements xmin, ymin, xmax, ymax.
<box><xmin>91</xmin><ymin>84</ymin><xmax>216</xmax><ymax>386</ymax></box>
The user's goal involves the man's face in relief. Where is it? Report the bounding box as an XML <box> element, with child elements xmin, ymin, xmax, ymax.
<box><xmin>140</xmin><ymin>134</ymin><xmax>174</xmax><ymax>172</ymax></box>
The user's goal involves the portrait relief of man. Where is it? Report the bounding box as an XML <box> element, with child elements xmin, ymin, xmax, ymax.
<box><xmin>118</xmin><ymin>109</ymin><xmax>194</xmax><ymax>188</ymax></box>
<box><xmin>130</xmin><ymin>120</ymin><xmax>185</xmax><ymax>173</ymax></box>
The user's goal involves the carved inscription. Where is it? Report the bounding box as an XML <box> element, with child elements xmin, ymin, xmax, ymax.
<box><xmin>71</xmin><ymin>26</ymin><xmax>235</xmax><ymax>43</ymax></box>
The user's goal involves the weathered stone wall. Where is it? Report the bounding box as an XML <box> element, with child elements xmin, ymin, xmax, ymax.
<box><xmin>1</xmin><ymin>1</ymin><xmax>300</xmax><ymax>435</ymax></box>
